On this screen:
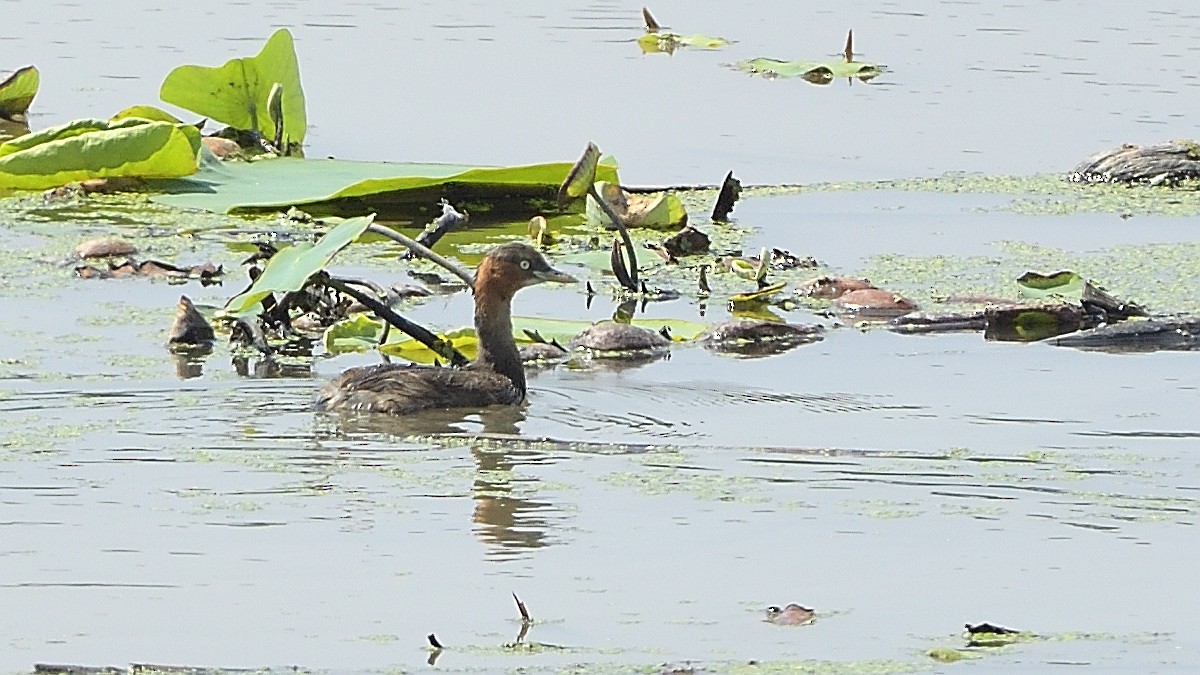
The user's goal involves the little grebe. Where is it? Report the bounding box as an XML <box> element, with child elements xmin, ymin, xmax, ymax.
<box><xmin>317</xmin><ymin>242</ymin><xmax>575</xmax><ymax>414</ymax></box>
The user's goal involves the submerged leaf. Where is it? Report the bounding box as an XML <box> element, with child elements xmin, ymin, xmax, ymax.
<box><xmin>0</xmin><ymin>118</ymin><xmax>201</xmax><ymax>190</ymax></box>
<box><xmin>160</xmin><ymin>28</ymin><xmax>306</xmax><ymax>150</ymax></box>
<box><xmin>224</xmin><ymin>214</ymin><xmax>374</xmax><ymax>316</ymax></box>
<box><xmin>0</xmin><ymin>65</ymin><xmax>39</xmax><ymax>119</ymax></box>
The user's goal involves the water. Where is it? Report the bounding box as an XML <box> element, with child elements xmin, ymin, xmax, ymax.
<box><xmin>2</xmin><ymin>1</ymin><xmax>1200</xmax><ymax>673</ymax></box>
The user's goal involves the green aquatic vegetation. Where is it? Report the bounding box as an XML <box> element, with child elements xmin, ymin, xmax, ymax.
<box><xmin>639</xmin><ymin>32</ymin><xmax>730</xmax><ymax>53</ymax></box>
<box><xmin>224</xmin><ymin>214</ymin><xmax>374</xmax><ymax>315</ymax></box>
<box><xmin>762</xmin><ymin>171</ymin><xmax>1200</xmax><ymax>216</ymax></box>
<box><xmin>0</xmin><ymin>118</ymin><xmax>202</xmax><ymax>190</ymax></box>
<box><xmin>860</xmin><ymin>239</ymin><xmax>1200</xmax><ymax>315</ymax></box>
<box><xmin>637</xmin><ymin>7</ymin><xmax>730</xmax><ymax>54</ymax></box>
<box><xmin>160</xmin><ymin>28</ymin><xmax>306</xmax><ymax>151</ymax></box>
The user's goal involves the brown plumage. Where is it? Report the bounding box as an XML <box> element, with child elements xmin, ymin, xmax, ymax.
<box><xmin>317</xmin><ymin>242</ymin><xmax>574</xmax><ymax>414</ymax></box>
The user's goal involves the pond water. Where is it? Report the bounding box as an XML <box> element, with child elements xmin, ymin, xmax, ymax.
<box><xmin>2</xmin><ymin>1</ymin><xmax>1200</xmax><ymax>674</ymax></box>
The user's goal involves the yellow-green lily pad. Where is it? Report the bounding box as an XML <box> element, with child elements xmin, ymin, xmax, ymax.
<box><xmin>160</xmin><ymin>28</ymin><xmax>306</xmax><ymax>151</ymax></box>
<box><xmin>0</xmin><ymin>118</ymin><xmax>201</xmax><ymax>190</ymax></box>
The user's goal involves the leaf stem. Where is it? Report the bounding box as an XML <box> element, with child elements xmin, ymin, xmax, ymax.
<box><xmin>324</xmin><ymin>276</ymin><xmax>469</xmax><ymax>367</ymax></box>
<box><xmin>366</xmin><ymin>223</ymin><xmax>475</xmax><ymax>288</ymax></box>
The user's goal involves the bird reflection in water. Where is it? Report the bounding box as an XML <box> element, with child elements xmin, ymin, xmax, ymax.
<box><xmin>324</xmin><ymin>403</ymin><xmax>555</xmax><ymax>558</ymax></box>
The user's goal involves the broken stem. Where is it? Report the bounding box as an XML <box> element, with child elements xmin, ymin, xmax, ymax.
<box><xmin>588</xmin><ymin>184</ymin><xmax>639</xmax><ymax>287</ymax></box>
<box><xmin>366</xmin><ymin>223</ymin><xmax>475</xmax><ymax>289</ymax></box>
<box><xmin>324</xmin><ymin>277</ymin><xmax>469</xmax><ymax>367</ymax></box>
<box><xmin>513</xmin><ymin>592</ymin><xmax>532</xmax><ymax>624</ymax></box>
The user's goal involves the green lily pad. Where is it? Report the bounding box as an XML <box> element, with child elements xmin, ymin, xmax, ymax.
<box><xmin>638</xmin><ymin>32</ymin><xmax>730</xmax><ymax>54</ymax></box>
<box><xmin>160</xmin><ymin>28</ymin><xmax>306</xmax><ymax>150</ymax></box>
<box><xmin>223</xmin><ymin>214</ymin><xmax>374</xmax><ymax>316</ymax></box>
<box><xmin>0</xmin><ymin>65</ymin><xmax>38</xmax><ymax>118</ymax></box>
<box><xmin>148</xmin><ymin>155</ymin><xmax>620</xmax><ymax>216</ymax></box>
<box><xmin>1016</xmin><ymin>270</ymin><xmax>1085</xmax><ymax>299</ymax></box>
<box><xmin>0</xmin><ymin>118</ymin><xmax>202</xmax><ymax>190</ymax></box>
<box><xmin>736</xmin><ymin>57</ymin><xmax>885</xmax><ymax>83</ymax></box>
<box><xmin>111</xmin><ymin>105</ymin><xmax>185</xmax><ymax>125</ymax></box>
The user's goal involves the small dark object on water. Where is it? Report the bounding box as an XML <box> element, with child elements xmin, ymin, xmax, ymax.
<box><xmin>965</xmin><ymin>622</ymin><xmax>1019</xmax><ymax>635</ymax></box>
<box><xmin>318</xmin><ymin>243</ymin><xmax>575</xmax><ymax>414</ymax></box>
<box><xmin>699</xmin><ymin>319</ymin><xmax>823</xmax><ymax>356</ymax></box>
<box><xmin>1081</xmin><ymin>281</ymin><xmax>1147</xmax><ymax>321</ymax></box>
<box><xmin>427</xmin><ymin>633</ymin><xmax>445</xmax><ymax>649</ymax></box>
<box><xmin>406</xmin><ymin>201</ymin><xmax>468</xmax><ymax>259</ymax></box>
<box><xmin>1070</xmin><ymin>139</ymin><xmax>1200</xmax><ymax>185</ymax></box>
<box><xmin>166</xmin><ymin>296</ymin><xmax>215</xmax><ymax>348</ymax></box>
<box><xmin>240</xmin><ymin>241</ymin><xmax>278</xmax><ymax>266</ymax></box>
<box><xmin>711</xmin><ymin>170</ymin><xmax>742</xmax><ymax>222</ymax></box>
<box><xmin>766</xmin><ymin>603</ymin><xmax>815</xmax><ymax>626</ymax></box>
<box><xmin>661</xmin><ymin>225</ymin><xmax>711</xmax><ymax>259</ymax></box>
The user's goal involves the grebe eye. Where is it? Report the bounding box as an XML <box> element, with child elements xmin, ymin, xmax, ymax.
<box><xmin>519</xmin><ymin>260</ymin><xmax>531</xmax><ymax>270</ymax></box>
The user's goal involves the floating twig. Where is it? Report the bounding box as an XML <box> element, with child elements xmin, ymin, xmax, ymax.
<box><xmin>427</xmin><ymin>633</ymin><xmax>445</xmax><ymax>649</ymax></box>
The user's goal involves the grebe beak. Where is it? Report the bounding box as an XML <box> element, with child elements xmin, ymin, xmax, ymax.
<box><xmin>533</xmin><ymin>267</ymin><xmax>577</xmax><ymax>284</ymax></box>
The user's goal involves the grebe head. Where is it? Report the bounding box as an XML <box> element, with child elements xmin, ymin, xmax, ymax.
<box><xmin>474</xmin><ymin>242</ymin><xmax>576</xmax><ymax>300</ymax></box>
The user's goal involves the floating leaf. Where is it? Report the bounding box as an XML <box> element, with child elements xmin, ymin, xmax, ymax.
<box><xmin>731</xmin><ymin>281</ymin><xmax>787</xmax><ymax>305</ymax></box>
<box><xmin>223</xmin><ymin>214</ymin><xmax>374</xmax><ymax>316</ymax></box>
<box><xmin>149</xmin><ymin>155</ymin><xmax>619</xmax><ymax>216</ymax></box>
<box><xmin>736</xmin><ymin>57</ymin><xmax>885</xmax><ymax>83</ymax></box>
<box><xmin>585</xmin><ymin>181</ymin><xmax>687</xmax><ymax>229</ymax></box>
<box><xmin>160</xmin><ymin>28</ymin><xmax>306</xmax><ymax>150</ymax></box>
<box><xmin>0</xmin><ymin>118</ymin><xmax>201</xmax><ymax>190</ymax></box>
<box><xmin>638</xmin><ymin>33</ymin><xmax>730</xmax><ymax>54</ymax></box>
<box><xmin>1015</xmin><ymin>270</ymin><xmax>1085</xmax><ymax>299</ymax></box>
<box><xmin>0</xmin><ymin>65</ymin><xmax>38</xmax><ymax>118</ymax></box>
<box><xmin>111</xmin><ymin>105</ymin><xmax>185</xmax><ymax>124</ymax></box>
